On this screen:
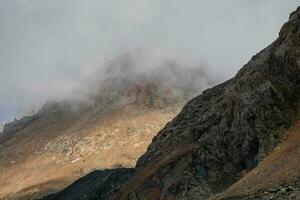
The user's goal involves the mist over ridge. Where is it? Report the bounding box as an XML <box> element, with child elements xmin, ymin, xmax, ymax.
<box><xmin>0</xmin><ymin>0</ymin><xmax>299</xmax><ymax>129</ymax></box>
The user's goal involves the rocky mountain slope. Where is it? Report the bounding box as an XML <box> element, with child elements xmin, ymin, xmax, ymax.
<box><xmin>0</xmin><ymin>55</ymin><xmax>211</xmax><ymax>200</ymax></box>
<box><xmin>45</xmin><ymin>6</ymin><xmax>300</xmax><ymax>200</ymax></box>
<box><xmin>213</xmin><ymin>120</ymin><xmax>300</xmax><ymax>200</ymax></box>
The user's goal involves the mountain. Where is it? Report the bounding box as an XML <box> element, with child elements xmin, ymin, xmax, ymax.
<box><xmin>44</xmin><ymin>6</ymin><xmax>300</xmax><ymax>200</ymax></box>
<box><xmin>0</xmin><ymin>54</ymin><xmax>211</xmax><ymax>200</ymax></box>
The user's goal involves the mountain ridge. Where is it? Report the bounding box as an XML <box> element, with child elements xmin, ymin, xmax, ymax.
<box><xmin>1</xmin><ymin>6</ymin><xmax>300</xmax><ymax>200</ymax></box>
<box><xmin>48</xmin><ymin>6</ymin><xmax>300</xmax><ymax>200</ymax></box>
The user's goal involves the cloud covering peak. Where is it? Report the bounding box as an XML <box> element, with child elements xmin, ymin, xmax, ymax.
<box><xmin>0</xmin><ymin>0</ymin><xmax>299</xmax><ymax>129</ymax></box>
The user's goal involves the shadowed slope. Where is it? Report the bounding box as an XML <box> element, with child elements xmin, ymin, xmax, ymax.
<box><xmin>42</xmin><ymin>169</ymin><xmax>134</xmax><ymax>200</ymax></box>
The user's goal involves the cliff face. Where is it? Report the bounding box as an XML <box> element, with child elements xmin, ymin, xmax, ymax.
<box><xmin>109</xmin><ymin>7</ymin><xmax>300</xmax><ymax>200</ymax></box>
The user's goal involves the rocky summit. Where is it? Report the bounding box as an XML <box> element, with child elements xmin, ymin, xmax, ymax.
<box><xmin>44</xmin><ymin>6</ymin><xmax>300</xmax><ymax>200</ymax></box>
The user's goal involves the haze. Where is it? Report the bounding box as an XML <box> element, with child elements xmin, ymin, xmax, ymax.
<box><xmin>0</xmin><ymin>0</ymin><xmax>299</xmax><ymax>130</ymax></box>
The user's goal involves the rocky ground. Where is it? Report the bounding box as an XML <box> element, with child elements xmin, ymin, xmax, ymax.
<box><xmin>0</xmin><ymin>107</ymin><xmax>181</xmax><ymax>200</ymax></box>
<box><xmin>224</xmin><ymin>178</ymin><xmax>300</xmax><ymax>200</ymax></box>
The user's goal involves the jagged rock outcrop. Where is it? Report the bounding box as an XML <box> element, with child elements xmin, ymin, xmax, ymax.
<box><xmin>0</xmin><ymin>115</ymin><xmax>39</xmax><ymax>138</ymax></box>
<box><xmin>104</xmin><ymin>7</ymin><xmax>300</xmax><ymax>200</ymax></box>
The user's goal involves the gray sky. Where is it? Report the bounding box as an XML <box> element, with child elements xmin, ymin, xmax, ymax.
<box><xmin>0</xmin><ymin>0</ymin><xmax>299</xmax><ymax>129</ymax></box>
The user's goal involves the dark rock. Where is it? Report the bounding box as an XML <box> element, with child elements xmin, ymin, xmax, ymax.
<box><xmin>268</xmin><ymin>188</ymin><xmax>279</xmax><ymax>193</ymax></box>
<box><xmin>41</xmin><ymin>168</ymin><xmax>135</xmax><ymax>200</ymax></box>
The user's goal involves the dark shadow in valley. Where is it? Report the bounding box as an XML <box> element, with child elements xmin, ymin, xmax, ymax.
<box><xmin>40</xmin><ymin>168</ymin><xmax>135</xmax><ymax>200</ymax></box>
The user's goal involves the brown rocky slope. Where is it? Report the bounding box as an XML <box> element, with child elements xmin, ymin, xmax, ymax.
<box><xmin>0</xmin><ymin>55</ymin><xmax>211</xmax><ymax>200</ymax></box>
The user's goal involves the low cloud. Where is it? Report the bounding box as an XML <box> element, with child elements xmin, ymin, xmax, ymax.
<box><xmin>0</xmin><ymin>0</ymin><xmax>299</xmax><ymax>128</ymax></box>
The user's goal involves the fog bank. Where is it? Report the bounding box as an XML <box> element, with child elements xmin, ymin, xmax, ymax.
<box><xmin>0</xmin><ymin>0</ymin><xmax>299</xmax><ymax>129</ymax></box>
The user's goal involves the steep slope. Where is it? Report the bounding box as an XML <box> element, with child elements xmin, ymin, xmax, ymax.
<box><xmin>41</xmin><ymin>6</ymin><xmax>300</xmax><ymax>200</ymax></box>
<box><xmin>107</xmin><ymin>7</ymin><xmax>300</xmax><ymax>200</ymax></box>
<box><xmin>0</xmin><ymin>55</ymin><xmax>211</xmax><ymax>200</ymax></box>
